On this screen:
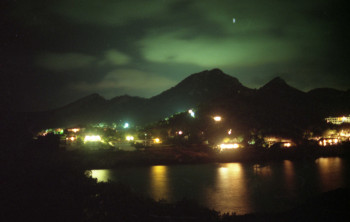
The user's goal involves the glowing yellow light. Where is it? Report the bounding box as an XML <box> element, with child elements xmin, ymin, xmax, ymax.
<box><xmin>319</xmin><ymin>141</ymin><xmax>323</xmax><ymax>146</ymax></box>
<box><xmin>72</xmin><ymin>128</ymin><xmax>80</xmax><ymax>133</ymax></box>
<box><xmin>228</xmin><ymin>129</ymin><xmax>232</xmax><ymax>135</ymax></box>
<box><xmin>334</xmin><ymin>139</ymin><xmax>338</xmax><ymax>143</ymax></box>
<box><xmin>213</xmin><ymin>116</ymin><xmax>222</xmax><ymax>121</ymax></box>
<box><xmin>126</xmin><ymin>136</ymin><xmax>134</xmax><ymax>141</ymax></box>
<box><xmin>84</xmin><ymin>135</ymin><xmax>101</xmax><ymax>143</ymax></box>
<box><xmin>91</xmin><ymin>170</ymin><xmax>110</xmax><ymax>183</ymax></box>
<box><xmin>153</xmin><ymin>138</ymin><xmax>161</xmax><ymax>143</ymax></box>
<box><xmin>283</xmin><ymin>143</ymin><xmax>291</xmax><ymax>147</ymax></box>
<box><xmin>220</xmin><ymin>143</ymin><xmax>239</xmax><ymax>150</ymax></box>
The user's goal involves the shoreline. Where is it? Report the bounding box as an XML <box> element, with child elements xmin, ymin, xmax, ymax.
<box><xmin>52</xmin><ymin>144</ymin><xmax>350</xmax><ymax>169</ymax></box>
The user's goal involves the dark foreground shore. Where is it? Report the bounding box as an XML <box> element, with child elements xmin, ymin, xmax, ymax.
<box><xmin>2</xmin><ymin>143</ymin><xmax>350</xmax><ymax>221</ymax></box>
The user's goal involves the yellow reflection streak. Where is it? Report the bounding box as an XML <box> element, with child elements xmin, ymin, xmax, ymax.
<box><xmin>316</xmin><ymin>157</ymin><xmax>344</xmax><ymax>191</ymax></box>
<box><xmin>150</xmin><ymin>165</ymin><xmax>169</xmax><ymax>201</ymax></box>
<box><xmin>91</xmin><ymin>170</ymin><xmax>110</xmax><ymax>183</ymax></box>
<box><xmin>283</xmin><ymin>160</ymin><xmax>295</xmax><ymax>192</ymax></box>
<box><xmin>209</xmin><ymin>163</ymin><xmax>251</xmax><ymax>214</ymax></box>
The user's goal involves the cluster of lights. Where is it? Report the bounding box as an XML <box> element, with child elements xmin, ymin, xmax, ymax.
<box><xmin>319</xmin><ymin>138</ymin><xmax>339</xmax><ymax>146</ymax></box>
<box><xmin>219</xmin><ymin>143</ymin><xmax>239</xmax><ymax>150</ymax></box>
<box><xmin>126</xmin><ymin>136</ymin><xmax>134</xmax><ymax>141</ymax></box>
<box><xmin>66</xmin><ymin>136</ymin><xmax>76</xmax><ymax>141</ymax></box>
<box><xmin>68</xmin><ymin>128</ymin><xmax>80</xmax><ymax>133</ymax></box>
<box><xmin>188</xmin><ymin>109</ymin><xmax>195</xmax><ymax>118</ymax></box>
<box><xmin>84</xmin><ymin>135</ymin><xmax>102</xmax><ymax>143</ymax></box>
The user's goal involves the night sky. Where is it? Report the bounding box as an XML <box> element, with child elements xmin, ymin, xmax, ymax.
<box><xmin>1</xmin><ymin>0</ymin><xmax>349</xmax><ymax>111</ymax></box>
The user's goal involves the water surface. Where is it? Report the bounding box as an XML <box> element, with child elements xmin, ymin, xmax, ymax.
<box><xmin>91</xmin><ymin>157</ymin><xmax>349</xmax><ymax>214</ymax></box>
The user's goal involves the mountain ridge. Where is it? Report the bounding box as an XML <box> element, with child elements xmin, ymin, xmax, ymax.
<box><xmin>22</xmin><ymin>69</ymin><xmax>350</xmax><ymax>129</ymax></box>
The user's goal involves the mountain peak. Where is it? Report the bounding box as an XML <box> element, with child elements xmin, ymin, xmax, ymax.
<box><xmin>259</xmin><ymin>76</ymin><xmax>306</xmax><ymax>98</ymax></box>
<box><xmin>181</xmin><ymin>69</ymin><xmax>239</xmax><ymax>85</ymax></box>
<box><xmin>209</xmin><ymin>68</ymin><xmax>224</xmax><ymax>74</ymax></box>
<box><xmin>260</xmin><ymin>77</ymin><xmax>289</xmax><ymax>91</ymax></box>
<box><xmin>268</xmin><ymin>76</ymin><xmax>287</xmax><ymax>85</ymax></box>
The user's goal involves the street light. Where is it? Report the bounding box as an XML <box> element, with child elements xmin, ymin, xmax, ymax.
<box><xmin>213</xmin><ymin>116</ymin><xmax>222</xmax><ymax>122</ymax></box>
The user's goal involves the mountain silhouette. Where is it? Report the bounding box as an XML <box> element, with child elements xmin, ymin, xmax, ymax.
<box><xmin>20</xmin><ymin>69</ymin><xmax>350</xmax><ymax>130</ymax></box>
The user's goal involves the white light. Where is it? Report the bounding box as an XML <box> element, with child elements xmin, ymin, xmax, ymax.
<box><xmin>124</xmin><ymin>123</ymin><xmax>129</xmax><ymax>128</ymax></box>
<box><xmin>233</xmin><ymin>18</ymin><xmax>236</xmax><ymax>23</ymax></box>
<box><xmin>228</xmin><ymin>129</ymin><xmax>232</xmax><ymax>135</ymax></box>
<box><xmin>188</xmin><ymin>109</ymin><xmax>195</xmax><ymax>118</ymax></box>
<box><xmin>213</xmin><ymin>116</ymin><xmax>222</xmax><ymax>121</ymax></box>
<box><xmin>126</xmin><ymin>136</ymin><xmax>134</xmax><ymax>141</ymax></box>
<box><xmin>84</xmin><ymin>135</ymin><xmax>101</xmax><ymax>143</ymax></box>
<box><xmin>178</xmin><ymin>131</ymin><xmax>183</xmax><ymax>135</ymax></box>
<box><xmin>220</xmin><ymin>143</ymin><xmax>239</xmax><ymax>150</ymax></box>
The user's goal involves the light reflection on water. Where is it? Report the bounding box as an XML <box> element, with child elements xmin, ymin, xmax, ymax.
<box><xmin>150</xmin><ymin>165</ymin><xmax>169</xmax><ymax>201</ymax></box>
<box><xmin>205</xmin><ymin>163</ymin><xmax>251</xmax><ymax>214</ymax></box>
<box><xmin>316</xmin><ymin>157</ymin><xmax>345</xmax><ymax>192</ymax></box>
<box><xmin>283</xmin><ymin>160</ymin><xmax>296</xmax><ymax>193</ymax></box>
<box><xmin>90</xmin><ymin>158</ymin><xmax>348</xmax><ymax>214</ymax></box>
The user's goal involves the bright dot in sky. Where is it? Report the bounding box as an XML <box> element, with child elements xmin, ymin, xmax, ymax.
<box><xmin>233</xmin><ymin>18</ymin><xmax>236</xmax><ymax>23</ymax></box>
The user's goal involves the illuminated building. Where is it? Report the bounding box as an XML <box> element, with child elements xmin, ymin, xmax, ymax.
<box><xmin>325</xmin><ymin>115</ymin><xmax>350</xmax><ymax>125</ymax></box>
<box><xmin>318</xmin><ymin>138</ymin><xmax>339</xmax><ymax>147</ymax></box>
<box><xmin>219</xmin><ymin>143</ymin><xmax>240</xmax><ymax>151</ymax></box>
<box><xmin>264</xmin><ymin>137</ymin><xmax>294</xmax><ymax>148</ymax></box>
<box><xmin>84</xmin><ymin>135</ymin><xmax>102</xmax><ymax>143</ymax></box>
<box><xmin>67</xmin><ymin>128</ymin><xmax>81</xmax><ymax>133</ymax></box>
<box><xmin>126</xmin><ymin>136</ymin><xmax>134</xmax><ymax>141</ymax></box>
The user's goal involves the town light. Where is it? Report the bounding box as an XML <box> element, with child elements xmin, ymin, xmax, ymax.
<box><xmin>126</xmin><ymin>136</ymin><xmax>134</xmax><ymax>141</ymax></box>
<box><xmin>123</xmin><ymin>122</ymin><xmax>129</xmax><ymax>128</ymax></box>
<box><xmin>283</xmin><ymin>143</ymin><xmax>291</xmax><ymax>148</ymax></box>
<box><xmin>153</xmin><ymin>138</ymin><xmax>161</xmax><ymax>144</ymax></box>
<box><xmin>84</xmin><ymin>135</ymin><xmax>101</xmax><ymax>143</ymax></box>
<box><xmin>178</xmin><ymin>131</ymin><xmax>183</xmax><ymax>135</ymax></box>
<box><xmin>213</xmin><ymin>116</ymin><xmax>222</xmax><ymax>122</ymax></box>
<box><xmin>71</xmin><ymin>128</ymin><xmax>80</xmax><ymax>133</ymax></box>
<box><xmin>188</xmin><ymin>109</ymin><xmax>195</xmax><ymax>118</ymax></box>
<box><xmin>66</xmin><ymin>136</ymin><xmax>75</xmax><ymax>141</ymax></box>
<box><xmin>220</xmin><ymin>143</ymin><xmax>239</xmax><ymax>150</ymax></box>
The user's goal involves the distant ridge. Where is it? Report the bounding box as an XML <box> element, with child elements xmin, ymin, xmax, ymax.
<box><xmin>22</xmin><ymin>69</ymin><xmax>350</xmax><ymax>129</ymax></box>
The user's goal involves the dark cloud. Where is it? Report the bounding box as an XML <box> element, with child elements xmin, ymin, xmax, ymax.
<box><xmin>1</xmin><ymin>0</ymin><xmax>348</xmax><ymax>111</ymax></box>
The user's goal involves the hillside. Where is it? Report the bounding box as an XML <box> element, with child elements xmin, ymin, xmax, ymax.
<box><xmin>17</xmin><ymin>69</ymin><xmax>350</xmax><ymax>130</ymax></box>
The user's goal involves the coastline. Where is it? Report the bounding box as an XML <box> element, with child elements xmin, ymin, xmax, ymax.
<box><xmin>53</xmin><ymin>144</ymin><xmax>350</xmax><ymax>169</ymax></box>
